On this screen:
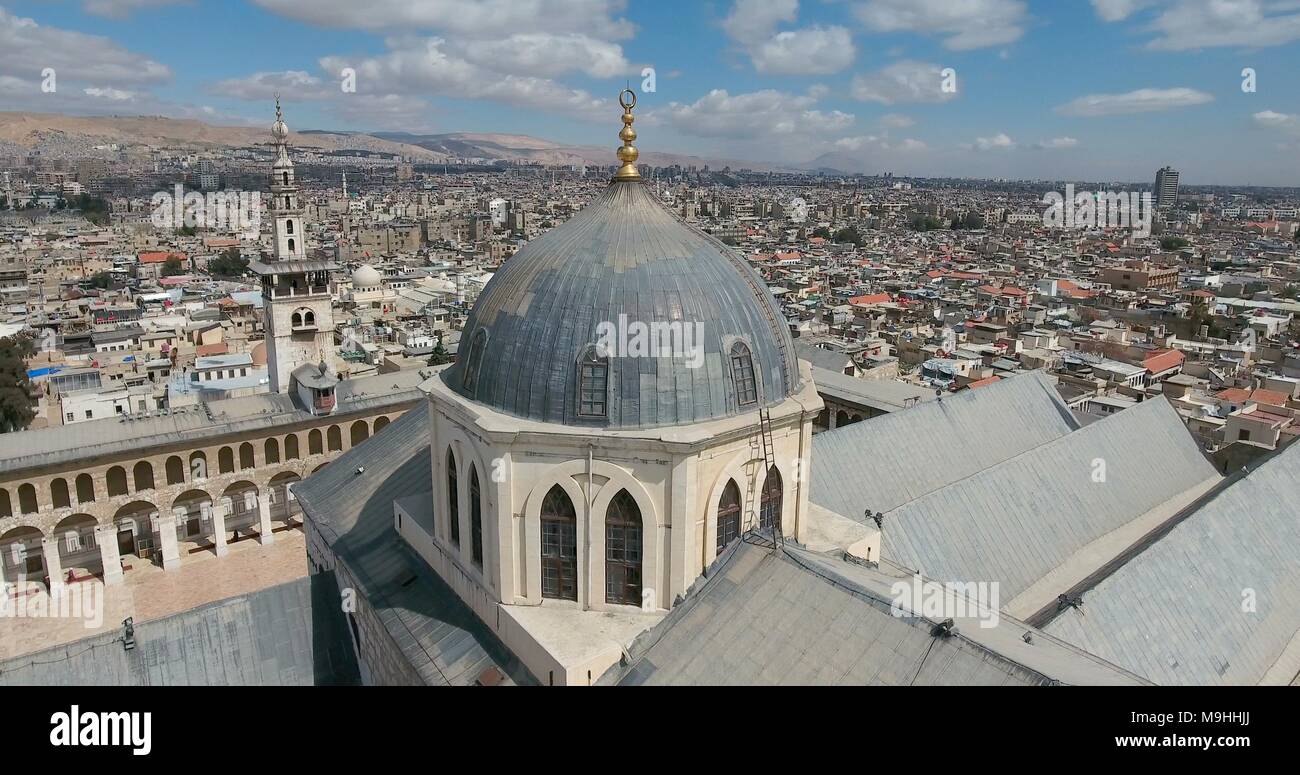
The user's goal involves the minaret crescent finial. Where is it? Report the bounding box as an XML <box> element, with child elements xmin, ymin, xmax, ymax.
<box><xmin>613</xmin><ymin>88</ymin><xmax>641</xmax><ymax>182</ymax></box>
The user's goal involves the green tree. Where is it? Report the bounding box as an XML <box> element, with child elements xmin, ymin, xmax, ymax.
<box><xmin>73</xmin><ymin>193</ymin><xmax>110</xmax><ymax>226</ymax></box>
<box><xmin>0</xmin><ymin>334</ymin><xmax>36</xmax><ymax>433</ymax></box>
<box><xmin>833</xmin><ymin>225</ymin><xmax>863</xmax><ymax>246</ymax></box>
<box><xmin>427</xmin><ymin>342</ymin><xmax>453</xmax><ymax>366</ymax></box>
<box><xmin>88</xmin><ymin>271</ymin><xmax>114</xmax><ymax>289</ymax></box>
<box><xmin>811</xmin><ymin>225</ymin><xmax>832</xmax><ymax>239</ymax></box>
<box><xmin>953</xmin><ymin>212</ymin><xmax>985</xmax><ymax>230</ymax></box>
<box><xmin>908</xmin><ymin>213</ymin><xmax>944</xmax><ymax>232</ymax></box>
<box><xmin>1280</xmin><ymin>284</ymin><xmax>1299</xmax><ymax>300</ymax></box>
<box><xmin>1161</xmin><ymin>236</ymin><xmax>1190</xmax><ymax>251</ymax></box>
<box><xmin>162</xmin><ymin>255</ymin><xmax>186</xmax><ymax>276</ymax></box>
<box><xmin>208</xmin><ymin>248</ymin><xmax>249</xmax><ymax>277</ymax></box>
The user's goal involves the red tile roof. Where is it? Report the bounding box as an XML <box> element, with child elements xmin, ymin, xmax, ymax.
<box><xmin>139</xmin><ymin>251</ymin><xmax>186</xmax><ymax>264</ymax></box>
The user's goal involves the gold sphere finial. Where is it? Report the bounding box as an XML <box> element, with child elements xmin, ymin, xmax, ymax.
<box><xmin>613</xmin><ymin>88</ymin><xmax>641</xmax><ymax>182</ymax></box>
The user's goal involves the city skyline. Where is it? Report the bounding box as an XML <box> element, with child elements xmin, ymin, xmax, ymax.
<box><xmin>0</xmin><ymin>1</ymin><xmax>1298</xmax><ymax>186</ymax></box>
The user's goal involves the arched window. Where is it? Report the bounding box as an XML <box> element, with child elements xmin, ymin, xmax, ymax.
<box><xmin>327</xmin><ymin>426</ymin><xmax>342</xmax><ymax>452</ymax></box>
<box><xmin>0</xmin><ymin>488</ymin><xmax>10</xmax><ymax>518</ymax></box>
<box><xmin>305</xmin><ymin>310</ymin><xmax>315</xmax><ymax>325</ymax></box>
<box><xmin>717</xmin><ymin>479</ymin><xmax>741</xmax><ymax>554</ymax></box>
<box><xmin>308</xmin><ymin>429</ymin><xmax>323</xmax><ymax>455</ymax></box>
<box><xmin>374</xmin><ymin>416</ymin><xmax>390</xmax><ymax>432</ymax></box>
<box><xmin>164</xmin><ymin>456</ymin><xmax>185</xmax><ymax>485</ymax></box>
<box><xmin>75</xmin><ymin>474</ymin><xmax>96</xmax><ymax>503</ymax></box>
<box><xmin>284</xmin><ymin>434</ymin><xmax>300</xmax><ymax>460</ymax></box>
<box><xmin>541</xmin><ymin>485</ymin><xmax>577</xmax><ymax>601</ymax></box>
<box><xmin>288</xmin><ymin>238</ymin><xmax>296</xmax><ymax>254</ymax></box>
<box><xmin>106</xmin><ymin>466</ymin><xmax>128</xmax><ymax>497</ymax></box>
<box><xmin>605</xmin><ymin>489</ymin><xmax>642</xmax><ymax>606</ymax></box>
<box><xmin>760</xmin><ymin>466</ymin><xmax>782</xmax><ymax>531</ymax></box>
<box><xmin>461</xmin><ymin>329</ymin><xmax>487</xmax><ymax>396</ymax></box>
<box><xmin>133</xmin><ymin>461</ymin><xmax>155</xmax><ymax>491</ymax></box>
<box><xmin>18</xmin><ymin>483</ymin><xmax>38</xmax><ymax>514</ymax></box>
<box><xmin>577</xmin><ymin>347</ymin><xmax>609</xmax><ymax>418</ymax></box>
<box><xmin>292</xmin><ymin>312</ymin><xmax>303</xmax><ymax>327</ymax></box>
<box><xmin>51</xmin><ymin>478</ymin><xmax>71</xmax><ymax>510</ymax></box>
<box><xmin>470</xmin><ymin>466</ymin><xmax>483</xmax><ymax>567</ymax></box>
<box><xmin>218</xmin><ymin>446</ymin><xmax>235</xmax><ymax>474</ymax></box>
<box><xmin>282</xmin><ymin>172</ymin><xmax>289</xmax><ymax>186</ymax></box>
<box><xmin>730</xmin><ymin>342</ymin><xmax>758</xmax><ymax>406</ymax></box>
<box><xmin>264</xmin><ymin>438</ymin><xmax>280</xmax><ymax>464</ymax></box>
<box><xmin>239</xmin><ymin>442</ymin><xmax>255</xmax><ymax>469</ymax></box>
<box><xmin>446</xmin><ymin>450</ymin><xmax>460</xmax><ymax>545</ymax></box>
<box><xmin>189</xmin><ymin>451</ymin><xmax>207</xmax><ymax>480</ymax></box>
<box><xmin>286</xmin><ymin>218</ymin><xmax>294</xmax><ymax>234</ymax></box>
<box><xmin>350</xmin><ymin>420</ymin><xmax>369</xmax><ymax>446</ymax></box>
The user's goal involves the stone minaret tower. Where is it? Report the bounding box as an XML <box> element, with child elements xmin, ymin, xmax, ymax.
<box><xmin>253</xmin><ymin>98</ymin><xmax>338</xmax><ymax>393</ymax></box>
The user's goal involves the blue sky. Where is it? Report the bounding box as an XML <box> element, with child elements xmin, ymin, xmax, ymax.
<box><xmin>2</xmin><ymin>1</ymin><xmax>1300</xmax><ymax>185</ymax></box>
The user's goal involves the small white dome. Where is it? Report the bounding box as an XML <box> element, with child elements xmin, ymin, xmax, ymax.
<box><xmin>352</xmin><ymin>264</ymin><xmax>382</xmax><ymax>287</ymax></box>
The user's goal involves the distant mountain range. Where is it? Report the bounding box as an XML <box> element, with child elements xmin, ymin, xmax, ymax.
<box><xmin>0</xmin><ymin>112</ymin><xmax>813</xmax><ymax>173</ymax></box>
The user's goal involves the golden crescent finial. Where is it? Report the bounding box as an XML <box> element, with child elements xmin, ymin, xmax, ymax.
<box><xmin>613</xmin><ymin>89</ymin><xmax>641</xmax><ymax>182</ymax></box>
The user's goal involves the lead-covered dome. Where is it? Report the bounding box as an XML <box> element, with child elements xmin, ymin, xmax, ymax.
<box><xmin>443</xmin><ymin>179</ymin><xmax>801</xmax><ymax>429</ymax></box>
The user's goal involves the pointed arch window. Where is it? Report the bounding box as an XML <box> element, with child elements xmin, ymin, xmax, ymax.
<box><xmin>470</xmin><ymin>465</ymin><xmax>483</xmax><ymax>567</ymax></box>
<box><xmin>605</xmin><ymin>489</ymin><xmax>642</xmax><ymax>606</ymax></box>
<box><xmin>286</xmin><ymin>219</ymin><xmax>294</xmax><ymax>235</ymax></box>
<box><xmin>730</xmin><ymin>342</ymin><xmax>758</xmax><ymax>406</ymax></box>
<box><xmin>760</xmin><ymin>465</ymin><xmax>782</xmax><ymax>531</ymax></box>
<box><xmin>717</xmin><ymin>479</ymin><xmax>741</xmax><ymax>554</ymax></box>
<box><xmin>282</xmin><ymin>172</ymin><xmax>289</xmax><ymax>186</ymax></box>
<box><xmin>461</xmin><ymin>329</ymin><xmax>488</xmax><ymax>397</ymax></box>
<box><xmin>446</xmin><ymin>450</ymin><xmax>460</xmax><ymax>545</ymax></box>
<box><xmin>577</xmin><ymin>347</ymin><xmax>609</xmax><ymax>418</ymax></box>
<box><xmin>540</xmin><ymin>485</ymin><xmax>577</xmax><ymax>601</ymax></box>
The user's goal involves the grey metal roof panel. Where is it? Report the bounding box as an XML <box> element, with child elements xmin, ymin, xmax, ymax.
<box><xmin>599</xmin><ymin>540</ymin><xmax>1130</xmax><ymax>686</ymax></box>
<box><xmin>811</xmin><ymin>365</ymin><xmax>936</xmax><ymax>411</ymax></box>
<box><xmin>0</xmin><ymin>576</ymin><xmax>358</xmax><ymax>686</ymax></box>
<box><xmin>293</xmin><ymin>403</ymin><xmax>533</xmax><ymax>686</ymax></box>
<box><xmin>810</xmin><ymin>371</ymin><xmax>1079</xmax><ymax>519</ymax></box>
<box><xmin>443</xmin><ymin>180</ymin><xmax>802</xmax><ymax>429</ymax></box>
<box><xmin>882</xmin><ymin>397</ymin><xmax>1221</xmax><ymax>601</ymax></box>
<box><xmin>1044</xmin><ymin>441</ymin><xmax>1300</xmax><ymax>685</ymax></box>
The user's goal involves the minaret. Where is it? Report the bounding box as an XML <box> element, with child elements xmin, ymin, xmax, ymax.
<box><xmin>251</xmin><ymin>98</ymin><xmax>339</xmax><ymax>395</ymax></box>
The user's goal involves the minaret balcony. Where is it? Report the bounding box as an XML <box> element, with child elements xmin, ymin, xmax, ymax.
<box><xmin>269</xmin><ymin>285</ymin><xmax>330</xmax><ymax>299</ymax></box>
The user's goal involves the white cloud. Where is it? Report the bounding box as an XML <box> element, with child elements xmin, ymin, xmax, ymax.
<box><xmin>252</xmin><ymin>0</ymin><xmax>634</xmax><ymax>38</ymax></box>
<box><xmin>1032</xmin><ymin>137</ymin><xmax>1079</xmax><ymax>149</ymax></box>
<box><xmin>82</xmin><ymin>0</ymin><xmax>188</xmax><ymax>19</ymax></box>
<box><xmin>331</xmin><ymin>94</ymin><xmax>436</xmax><ymax>133</ymax></box>
<box><xmin>208</xmin><ymin>71</ymin><xmax>334</xmax><ymax>101</ymax></box>
<box><xmin>722</xmin><ymin>1</ymin><xmax>855</xmax><ymax>75</ymax></box>
<box><xmin>82</xmin><ymin>87</ymin><xmax>138</xmax><ymax>101</ymax></box>
<box><xmin>722</xmin><ymin>0</ymin><xmax>798</xmax><ymax>45</ymax></box>
<box><xmin>460</xmin><ymin>33</ymin><xmax>630</xmax><ymax>79</ymax></box>
<box><xmin>662</xmin><ymin>89</ymin><xmax>854</xmax><ymax>140</ymax></box>
<box><xmin>854</xmin><ymin>0</ymin><xmax>1027</xmax><ymax>50</ymax></box>
<box><xmin>850</xmin><ymin>60</ymin><xmax>956</xmax><ymax>104</ymax></box>
<box><xmin>878</xmin><ymin>113</ymin><xmax>915</xmax><ymax>129</ymax></box>
<box><xmin>834</xmin><ymin>134</ymin><xmax>925</xmax><ymax>152</ymax></box>
<box><xmin>1091</xmin><ymin>0</ymin><xmax>1300</xmax><ymax>50</ymax></box>
<box><xmin>1253</xmin><ymin>110</ymin><xmax>1300</xmax><ymax>135</ymax></box>
<box><xmin>966</xmin><ymin>133</ymin><xmax>1015</xmax><ymax>151</ymax></box>
<box><xmin>750</xmin><ymin>26</ymin><xmax>856</xmax><ymax>75</ymax></box>
<box><xmin>0</xmin><ymin>7</ymin><xmax>170</xmax><ymax>85</ymax></box>
<box><xmin>319</xmin><ymin>38</ymin><xmax>608</xmax><ymax>123</ymax></box>
<box><xmin>1088</xmin><ymin>0</ymin><xmax>1152</xmax><ymax>22</ymax></box>
<box><xmin>1055</xmin><ymin>87</ymin><xmax>1213</xmax><ymax>117</ymax></box>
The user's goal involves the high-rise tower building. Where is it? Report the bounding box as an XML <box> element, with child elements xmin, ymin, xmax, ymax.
<box><xmin>251</xmin><ymin>99</ymin><xmax>338</xmax><ymax>398</ymax></box>
<box><xmin>1155</xmin><ymin>166</ymin><xmax>1180</xmax><ymax>210</ymax></box>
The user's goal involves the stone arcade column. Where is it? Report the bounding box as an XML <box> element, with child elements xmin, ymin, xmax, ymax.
<box><xmin>155</xmin><ymin>511</ymin><xmax>182</xmax><ymax>571</ymax></box>
<box><xmin>210</xmin><ymin>501</ymin><xmax>229</xmax><ymax>557</ymax></box>
<box><xmin>41</xmin><ymin>537</ymin><xmax>64</xmax><ymax>597</ymax></box>
<box><xmin>96</xmin><ymin>525</ymin><xmax>123</xmax><ymax>586</ymax></box>
<box><xmin>257</xmin><ymin>494</ymin><xmax>275</xmax><ymax>546</ymax></box>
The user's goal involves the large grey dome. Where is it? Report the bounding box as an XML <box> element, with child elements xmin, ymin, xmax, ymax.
<box><xmin>443</xmin><ymin>180</ymin><xmax>801</xmax><ymax>429</ymax></box>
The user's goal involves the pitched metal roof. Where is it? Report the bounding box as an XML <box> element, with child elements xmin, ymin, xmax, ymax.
<box><xmin>293</xmin><ymin>403</ymin><xmax>533</xmax><ymax>686</ymax></box>
<box><xmin>0</xmin><ymin>577</ymin><xmax>358</xmax><ymax>686</ymax></box>
<box><xmin>598</xmin><ymin>540</ymin><xmax>1144</xmax><ymax>686</ymax></box>
<box><xmin>442</xmin><ymin>180</ymin><xmax>802</xmax><ymax>429</ymax></box>
<box><xmin>1044</xmin><ymin>441</ymin><xmax>1300</xmax><ymax>685</ymax></box>
<box><xmin>810</xmin><ymin>371</ymin><xmax>1079</xmax><ymax>519</ymax></box>
<box><xmin>881</xmin><ymin>397</ymin><xmax>1221</xmax><ymax>601</ymax></box>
